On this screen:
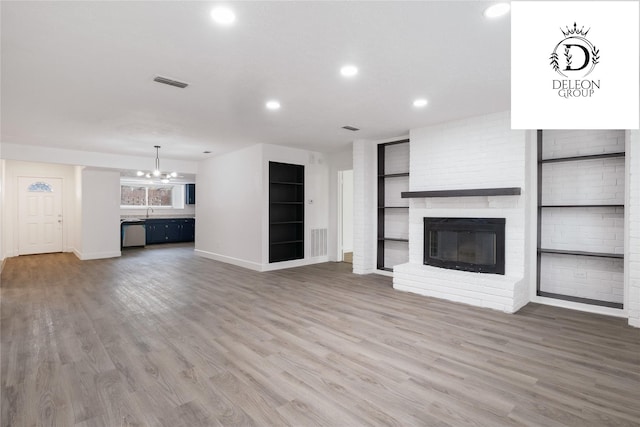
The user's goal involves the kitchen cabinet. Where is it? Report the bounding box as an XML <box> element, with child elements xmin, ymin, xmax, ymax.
<box><xmin>145</xmin><ymin>218</ymin><xmax>195</xmax><ymax>244</ymax></box>
<box><xmin>179</xmin><ymin>218</ymin><xmax>195</xmax><ymax>241</ymax></box>
<box><xmin>186</xmin><ymin>184</ymin><xmax>196</xmax><ymax>205</ymax></box>
<box><xmin>145</xmin><ymin>221</ymin><xmax>166</xmax><ymax>244</ymax></box>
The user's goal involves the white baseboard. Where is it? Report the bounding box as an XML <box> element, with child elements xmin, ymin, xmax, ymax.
<box><xmin>375</xmin><ymin>269</ymin><xmax>394</xmax><ymax>278</ymax></box>
<box><xmin>260</xmin><ymin>256</ymin><xmax>329</xmax><ymax>272</ymax></box>
<box><xmin>74</xmin><ymin>250</ymin><xmax>121</xmax><ymax>261</ymax></box>
<box><xmin>353</xmin><ymin>267</ymin><xmax>376</xmax><ymax>275</ymax></box>
<box><xmin>194</xmin><ymin>249</ymin><xmax>264</xmax><ymax>271</ymax></box>
<box><xmin>194</xmin><ymin>250</ymin><xmax>329</xmax><ymax>272</ymax></box>
<box><xmin>530</xmin><ymin>295</ymin><xmax>626</xmax><ymax>318</ymax></box>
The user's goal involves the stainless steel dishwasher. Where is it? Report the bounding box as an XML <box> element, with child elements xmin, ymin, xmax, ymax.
<box><xmin>121</xmin><ymin>220</ymin><xmax>146</xmax><ymax>247</ymax></box>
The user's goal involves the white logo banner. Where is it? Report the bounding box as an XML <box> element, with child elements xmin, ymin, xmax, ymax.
<box><xmin>511</xmin><ymin>1</ymin><xmax>639</xmax><ymax>129</ymax></box>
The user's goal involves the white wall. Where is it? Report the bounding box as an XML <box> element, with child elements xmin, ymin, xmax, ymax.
<box><xmin>0</xmin><ymin>160</ymin><xmax>5</xmax><ymax>269</ymax></box>
<box><xmin>260</xmin><ymin>144</ymin><xmax>329</xmax><ymax>269</ymax></box>
<box><xmin>341</xmin><ymin>169</ymin><xmax>354</xmax><ymax>253</ymax></box>
<box><xmin>74</xmin><ymin>166</ymin><xmax>83</xmax><ymax>256</ymax></box>
<box><xmin>2</xmin><ymin>160</ymin><xmax>77</xmax><ymax>258</ymax></box>
<box><xmin>195</xmin><ymin>143</ymin><xmax>331</xmax><ymax>272</ymax></box>
<box><xmin>352</xmin><ymin>138</ymin><xmax>384</xmax><ymax>274</ymax></box>
<box><xmin>195</xmin><ymin>144</ymin><xmax>263</xmax><ymax>270</ymax></box>
<box><xmin>77</xmin><ymin>169</ymin><xmax>121</xmax><ymax>260</ymax></box>
<box><xmin>627</xmin><ymin>130</ymin><xmax>640</xmax><ymax>327</ymax></box>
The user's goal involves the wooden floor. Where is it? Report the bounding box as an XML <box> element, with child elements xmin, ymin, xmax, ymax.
<box><xmin>2</xmin><ymin>245</ymin><xmax>639</xmax><ymax>427</ymax></box>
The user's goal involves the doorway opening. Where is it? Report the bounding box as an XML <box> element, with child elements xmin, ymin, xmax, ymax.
<box><xmin>338</xmin><ymin>170</ymin><xmax>353</xmax><ymax>263</ymax></box>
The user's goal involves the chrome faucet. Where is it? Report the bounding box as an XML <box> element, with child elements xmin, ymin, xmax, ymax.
<box><xmin>146</xmin><ymin>207</ymin><xmax>154</xmax><ymax>218</ymax></box>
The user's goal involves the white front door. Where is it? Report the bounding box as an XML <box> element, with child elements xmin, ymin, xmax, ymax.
<box><xmin>18</xmin><ymin>177</ymin><xmax>63</xmax><ymax>255</ymax></box>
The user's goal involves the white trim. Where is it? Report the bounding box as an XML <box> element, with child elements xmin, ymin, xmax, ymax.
<box><xmin>528</xmin><ymin>130</ymin><xmax>540</xmax><ymax>304</ymax></box>
<box><xmin>623</xmin><ymin>130</ymin><xmax>631</xmax><ymax>323</ymax></box>
<box><xmin>353</xmin><ymin>267</ymin><xmax>376</xmax><ymax>275</ymax></box>
<box><xmin>336</xmin><ymin>170</ymin><xmax>344</xmax><ymax>262</ymax></box>
<box><xmin>372</xmin><ymin>134</ymin><xmax>410</xmax><ymax>146</ymax></box>
<box><xmin>260</xmin><ymin>256</ymin><xmax>329</xmax><ymax>272</ymax></box>
<box><xmin>195</xmin><ymin>249</ymin><xmax>264</xmax><ymax>271</ymax></box>
<box><xmin>530</xmin><ymin>295</ymin><xmax>626</xmax><ymax>319</ymax></box>
<box><xmin>376</xmin><ymin>268</ymin><xmax>394</xmax><ymax>278</ymax></box>
<box><xmin>195</xmin><ymin>249</ymin><xmax>329</xmax><ymax>272</ymax></box>
<box><xmin>75</xmin><ymin>250</ymin><xmax>122</xmax><ymax>261</ymax></box>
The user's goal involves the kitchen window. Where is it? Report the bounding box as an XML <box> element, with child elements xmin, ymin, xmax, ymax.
<box><xmin>121</xmin><ymin>184</ymin><xmax>174</xmax><ymax>208</ymax></box>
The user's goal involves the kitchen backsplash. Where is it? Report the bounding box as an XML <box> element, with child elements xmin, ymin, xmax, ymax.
<box><xmin>120</xmin><ymin>205</ymin><xmax>195</xmax><ymax>220</ymax></box>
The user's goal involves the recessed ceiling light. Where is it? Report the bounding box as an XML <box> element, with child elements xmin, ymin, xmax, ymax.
<box><xmin>413</xmin><ymin>98</ymin><xmax>428</xmax><ymax>108</ymax></box>
<box><xmin>340</xmin><ymin>65</ymin><xmax>359</xmax><ymax>77</ymax></box>
<box><xmin>211</xmin><ymin>6</ymin><xmax>236</xmax><ymax>25</ymax></box>
<box><xmin>136</xmin><ymin>171</ymin><xmax>144</xmax><ymax>176</ymax></box>
<box><xmin>266</xmin><ymin>100</ymin><xmax>281</xmax><ymax>110</ymax></box>
<box><xmin>483</xmin><ymin>3</ymin><xmax>510</xmax><ymax>18</ymax></box>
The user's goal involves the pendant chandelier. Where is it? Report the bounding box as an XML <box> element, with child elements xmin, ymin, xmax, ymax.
<box><xmin>136</xmin><ymin>145</ymin><xmax>177</xmax><ymax>183</ymax></box>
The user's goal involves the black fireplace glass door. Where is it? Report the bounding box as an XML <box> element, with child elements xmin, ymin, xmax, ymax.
<box><xmin>430</xmin><ymin>231</ymin><xmax>496</xmax><ymax>265</ymax></box>
<box><xmin>424</xmin><ymin>217</ymin><xmax>505</xmax><ymax>274</ymax></box>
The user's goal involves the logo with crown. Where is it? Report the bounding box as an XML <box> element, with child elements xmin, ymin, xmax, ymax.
<box><xmin>549</xmin><ymin>22</ymin><xmax>600</xmax><ymax>78</ymax></box>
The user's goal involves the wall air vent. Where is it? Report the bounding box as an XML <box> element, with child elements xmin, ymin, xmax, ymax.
<box><xmin>342</xmin><ymin>125</ymin><xmax>360</xmax><ymax>131</ymax></box>
<box><xmin>153</xmin><ymin>76</ymin><xmax>189</xmax><ymax>89</ymax></box>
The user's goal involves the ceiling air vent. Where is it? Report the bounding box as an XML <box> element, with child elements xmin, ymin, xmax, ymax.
<box><xmin>153</xmin><ymin>76</ymin><xmax>189</xmax><ymax>89</ymax></box>
<box><xmin>342</xmin><ymin>125</ymin><xmax>360</xmax><ymax>131</ymax></box>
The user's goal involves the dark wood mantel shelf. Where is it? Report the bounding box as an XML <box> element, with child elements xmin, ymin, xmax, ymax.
<box><xmin>401</xmin><ymin>187</ymin><xmax>521</xmax><ymax>198</ymax></box>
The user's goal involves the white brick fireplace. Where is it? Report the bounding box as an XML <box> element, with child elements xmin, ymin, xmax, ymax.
<box><xmin>392</xmin><ymin>112</ymin><xmax>531</xmax><ymax>313</ymax></box>
<box><xmin>353</xmin><ymin>112</ymin><xmax>640</xmax><ymax>326</ymax></box>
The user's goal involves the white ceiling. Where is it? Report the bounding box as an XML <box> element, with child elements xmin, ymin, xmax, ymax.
<box><xmin>1</xmin><ymin>1</ymin><xmax>510</xmax><ymax>162</ymax></box>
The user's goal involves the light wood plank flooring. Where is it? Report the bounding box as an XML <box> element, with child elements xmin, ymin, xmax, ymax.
<box><xmin>2</xmin><ymin>244</ymin><xmax>639</xmax><ymax>426</ymax></box>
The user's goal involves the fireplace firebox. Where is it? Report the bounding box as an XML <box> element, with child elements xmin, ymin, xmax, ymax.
<box><xmin>423</xmin><ymin>217</ymin><xmax>505</xmax><ymax>275</ymax></box>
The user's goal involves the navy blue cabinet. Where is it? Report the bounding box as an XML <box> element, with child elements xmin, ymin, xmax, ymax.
<box><xmin>145</xmin><ymin>221</ymin><xmax>166</xmax><ymax>244</ymax></box>
<box><xmin>186</xmin><ymin>184</ymin><xmax>196</xmax><ymax>205</ymax></box>
<box><xmin>179</xmin><ymin>218</ymin><xmax>195</xmax><ymax>241</ymax></box>
<box><xmin>165</xmin><ymin>221</ymin><xmax>181</xmax><ymax>242</ymax></box>
<box><xmin>145</xmin><ymin>218</ymin><xmax>195</xmax><ymax>245</ymax></box>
